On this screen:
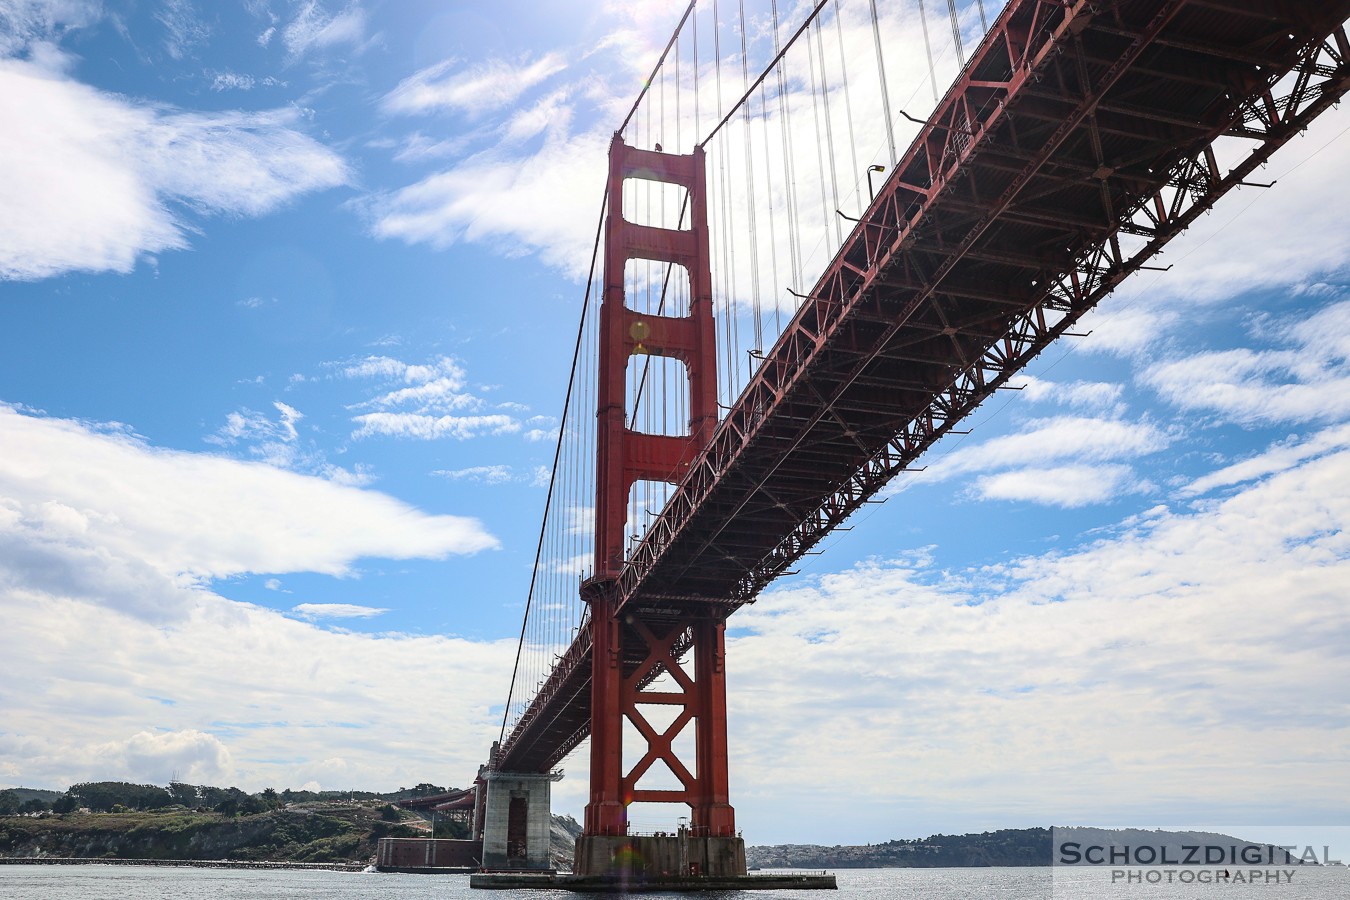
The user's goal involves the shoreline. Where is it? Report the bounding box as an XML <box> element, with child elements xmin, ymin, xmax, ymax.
<box><xmin>0</xmin><ymin>857</ymin><xmax>370</xmax><ymax>872</ymax></box>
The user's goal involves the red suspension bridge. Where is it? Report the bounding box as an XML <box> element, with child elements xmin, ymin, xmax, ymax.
<box><xmin>403</xmin><ymin>0</ymin><xmax>1350</xmax><ymax>881</ymax></box>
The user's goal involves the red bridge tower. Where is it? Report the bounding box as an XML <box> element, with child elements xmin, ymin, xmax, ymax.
<box><xmin>573</xmin><ymin>134</ymin><xmax>744</xmax><ymax>878</ymax></box>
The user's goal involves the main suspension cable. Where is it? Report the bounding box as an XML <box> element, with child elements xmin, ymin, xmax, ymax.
<box><xmin>700</xmin><ymin>0</ymin><xmax>829</xmax><ymax>147</ymax></box>
<box><xmin>619</xmin><ymin>0</ymin><xmax>699</xmax><ymax>138</ymax></box>
<box><xmin>499</xmin><ymin>192</ymin><xmax>607</xmax><ymax>744</ymax></box>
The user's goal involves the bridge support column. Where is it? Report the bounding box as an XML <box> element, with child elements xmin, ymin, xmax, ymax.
<box><xmin>480</xmin><ymin>770</ymin><xmax>561</xmax><ymax>871</ymax></box>
<box><xmin>690</xmin><ymin>618</ymin><xmax>734</xmax><ymax>837</ymax></box>
<box><xmin>580</xmin><ymin>134</ymin><xmax>741</xmax><ymax>876</ymax></box>
<box><xmin>583</xmin><ymin>582</ymin><xmax>627</xmax><ymax>837</ymax></box>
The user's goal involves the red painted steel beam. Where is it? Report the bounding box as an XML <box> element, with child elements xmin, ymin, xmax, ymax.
<box><xmin>614</xmin><ymin>0</ymin><xmax>1350</xmax><ymax>610</ymax></box>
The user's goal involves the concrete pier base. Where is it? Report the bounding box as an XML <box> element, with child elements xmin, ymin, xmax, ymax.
<box><xmin>573</xmin><ymin>833</ymin><xmax>746</xmax><ymax>879</ymax></box>
<box><xmin>375</xmin><ymin>837</ymin><xmax>480</xmax><ymax>873</ymax></box>
<box><xmin>469</xmin><ymin>871</ymin><xmax>837</xmax><ymax>891</ymax></box>
<box><xmin>480</xmin><ymin>770</ymin><xmax>561</xmax><ymax>871</ymax></box>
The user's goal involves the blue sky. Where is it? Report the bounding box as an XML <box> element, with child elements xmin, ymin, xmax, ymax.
<box><xmin>1</xmin><ymin>0</ymin><xmax>1348</xmax><ymax>845</ymax></box>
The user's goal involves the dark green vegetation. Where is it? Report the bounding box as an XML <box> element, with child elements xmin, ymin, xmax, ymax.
<box><xmin>0</xmin><ymin>782</ymin><xmax>455</xmax><ymax>864</ymax></box>
<box><xmin>747</xmin><ymin>828</ymin><xmax>1053</xmax><ymax>868</ymax></box>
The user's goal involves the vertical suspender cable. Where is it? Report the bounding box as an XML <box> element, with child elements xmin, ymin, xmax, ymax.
<box><xmin>812</xmin><ymin>18</ymin><xmax>842</xmax><ymax>246</ymax></box>
<box><xmin>976</xmin><ymin>0</ymin><xmax>988</xmax><ymax>33</ymax></box>
<box><xmin>758</xmin><ymin>78</ymin><xmax>783</xmax><ymax>337</ymax></box>
<box><xmin>832</xmin><ymin>0</ymin><xmax>860</xmax><ymax>201</ymax></box>
<box><xmin>771</xmin><ymin>0</ymin><xmax>804</xmax><ymax>297</ymax></box>
<box><xmin>618</xmin><ymin>0</ymin><xmax>697</xmax><ymax>139</ymax></box>
<box><xmin>917</xmin><ymin>0</ymin><xmax>939</xmax><ymax>103</ymax></box>
<box><xmin>946</xmin><ymin>0</ymin><xmax>965</xmax><ymax>67</ymax></box>
<box><xmin>805</xmin><ymin>23</ymin><xmax>832</xmax><ymax>257</ymax></box>
<box><xmin>499</xmin><ymin>193</ymin><xmax>607</xmax><ymax>745</ymax></box>
<box><xmin>712</xmin><ymin>0</ymin><xmax>738</xmax><ymax>404</ymax></box>
<box><xmin>693</xmin><ymin>5</ymin><xmax>701</xmax><ymax>147</ymax></box>
<box><xmin>868</xmin><ymin>0</ymin><xmax>898</xmax><ymax>164</ymax></box>
<box><xmin>737</xmin><ymin>0</ymin><xmax>763</xmax><ymax>351</ymax></box>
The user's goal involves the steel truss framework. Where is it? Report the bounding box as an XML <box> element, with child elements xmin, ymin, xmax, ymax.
<box><xmin>495</xmin><ymin>0</ymin><xmax>1350</xmax><ymax>777</ymax></box>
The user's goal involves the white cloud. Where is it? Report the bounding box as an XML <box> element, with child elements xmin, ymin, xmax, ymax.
<box><xmin>0</xmin><ymin>404</ymin><xmax>497</xmax><ymax>616</ymax></box>
<box><xmin>282</xmin><ymin>0</ymin><xmax>367</xmax><ymax>57</ymax></box>
<box><xmin>0</xmin><ymin>0</ymin><xmax>101</xmax><ymax>57</ymax></box>
<box><xmin>382</xmin><ymin>53</ymin><xmax>567</xmax><ymax>117</ymax></box>
<box><xmin>0</xmin><ymin>401</ymin><xmax>514</xmax><ymax>792</ymax></box>
<box><xmin>359</xmin><ymin>377</ymin><xmax>483</xmax><ymax>413</ymax></box>
<box><xmin>906</xmin><ymin>415</ymin><xmax>1172</xmax><ymax>506</ymax></box>
<box><xmin>339</xmin><ymin>354</ymin><xmax>463</xmax><ymax>384</ymax></box>
<box><xmin>435</xmin><ymin>465</ymin><xmax>515</xmax><ymax>485</ymax></box>
<box><xmin>156</xmin><ymin>0</ymin><xmax>209</xmax><ymax>60</ymax></box>
<box><xmin>338</xmin><ymin>355</ymin><xmax>527</xmax><ymax>440</ymax></box>
<box><xmin>291</xmin><ymin>602</ymin><xmax>388</xmax><ymax>620</ymax></box>
<box><xmin>724</xmin><ymin>434</ymin><xmax>1350</xmax><ymax>837</ymax></box>
<box><xmin>351</xmin><ymin>412</ymin><xmax>520</xmax><ymax>441</ymax></box>
<box><xmin>1077</xmin><ymin>104</ymin><xmax>1350</xmax><ymax>356</ymax></box>
<box><xmin>210</xmin><ymin>72</ymin><xmax>283</xmax><ymax>92</ymax></box>
<box><xmin>0</xmin><ymin>590</ymin><xmax>514</xmax><ymax>792</ymax></box>
<box><xmin>367</xmin><ymin>125</ymin><xmax>607</xmax><ymax>280</ymax></box>
<box><xmin>101</xmin><ymin>730</ymin><xmax>234</xmax><ymax>786</ymax></box>
<box><xmin>1142</xmin><ymin>300</ymin><xmax>1350</xmax><ymax>426</ymax></box>
<box><xmin>1016</xmin><ymin>376</ymin><xmax>1124</xmax><ymax>412</ymax></box>
<box><xmin>206</xmin><ymin>401</ymin><xmax>370</xmax><ymax>483</ymax></box>
<box><xmin>1183</xmin><ymin>423</ymin><xmax>1350</xmax><ymax>497</ymax></box>
<box><xmin>0</xmin><ymin>57</ymin><xmax>349</xmax><ymax>281</ymax></box>
<box><xmin>389</xmin><ymin>129</ymin><xmax>487</xmax><ymax>164</ymax></box>
<box><xmin>972</xmin><ymin>464</ymin><xmax>1142</xmax><ymax>508</ymax></box>
<box><xmin>210</xmin><ymin>400</ymin><xmax>302</xmax><ymax>446</ymax></box>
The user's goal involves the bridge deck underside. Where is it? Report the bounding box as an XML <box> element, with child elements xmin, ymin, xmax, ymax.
<box><xmin>498</xmin><ymin>0</ymin><xmax>1350</xmax><ymax>774</ymax></box>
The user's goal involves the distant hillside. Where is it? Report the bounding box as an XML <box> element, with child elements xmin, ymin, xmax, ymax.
<box><xmin>747</xmin><ymin>827</ymin><xmax>1313</xmax><ymax>869</ymax></box>
<box><xmin>749</xmin><ymin>828</ymin><xmax>1050</xmax><ymax>868</ymax></box>
<box><xmin>0</xmin><ymin>804</ymin><xmax>419</xmax><ymax>863</ymax></box>
<box><xmin>0</xmin><ymin>789</ymin><xmax>60</xmax><ymax>812</ymax></box>
<box><xmin>0</xmin><ymin>779</ymin><xmax>584</xmax><ymax>867</ymax></box>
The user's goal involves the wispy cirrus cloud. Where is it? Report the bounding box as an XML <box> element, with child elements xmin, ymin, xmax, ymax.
<box><xmin>434</xmin><ymin>464</ymin><xmax>549</xmax><ymax>486</ymax></box>
<box><xmin>0</xmin><ymin>56</ymin><xmax>349</xmax><ymax>282</ymax></box>
<box><xmin>906</xmin><ymin>414</ymin><xmax>1170</xmax><ymax>507</ymax></box>
<box><xmin>351</xmin><ymin>412</ymin><xmax>519</xmax><ymax>441</ymax></box>
<box><xmin>281</xmin><ymin>0</ymin><xmax>368</xmax><ymax>58</ymax></box>
<box><xmin>1183</xmin><ymin>424</ymin><xmax>1350</xmax><ymax>498</ymax></box>
<box><xmin>435</xmin><ymin>465</ymin><xmax>514</xmax><ymax>485</ymax></box>
<box><xmin>971</xmin><ymin>464</ymin><xmax>1139</xmax><ymax>508</ymax></box>
<box><xmin>366</xmin><ymin>125</ymin><xmax>607</xmax><ymax>280</ymax></box>
<box><xmin>156</xmin><ymin>0</ymin><xmax>209</xmax><ymax>60</ymax></box>
<box><xmin>337</xmin><ymin>355</ymin><xmax>532</xmax><ymax>441</ymax></box>
<box><xmin>382</xmin><ymin>53</ymin><xmax>568</xmax><ymax>117</ymax></box>
<box><xmin>1142</xmin><ymin>299</ymin><xmax>1350</xmax><ymax>426</ymax></box>
<box><xmin>1015</xmin><ymin>376</ymin><xmax>1124</xmax><ymax>412</ymax></box>
<box><xmin>291</xmin><ymin>602</ymin><xmax>388</xmax><ymax>620</ymax></box>
<box><xmin>0</xmin><ymin>0</ymin><xmax>101</xmax><ymax>57</ymax></box>
<box><xmin>206</xmin><ymin>401</ymin><xmax>372</xmax><ymax>486</ymax></box>
<box><xmin>209</xmin><ymin>71</ymin><xmax>285</xmax><ymax>92</ymax></box>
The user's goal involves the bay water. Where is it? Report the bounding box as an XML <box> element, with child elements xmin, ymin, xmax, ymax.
<box><xmin>2</xmin><ymin>865</ymin><xmax>1349</xmax><ymax>898</ymax></box>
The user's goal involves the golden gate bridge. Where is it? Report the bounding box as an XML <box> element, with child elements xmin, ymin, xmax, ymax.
<box><xmin>383</xmin><ymin>0</ymin><xmax>1350</xmax><ymax>885</ymax></box>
